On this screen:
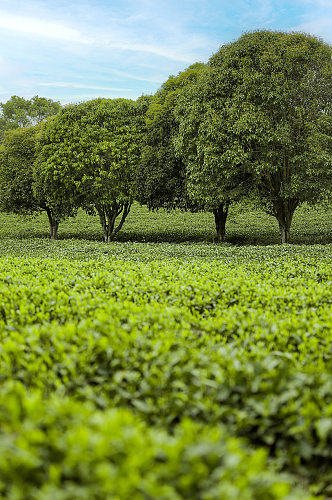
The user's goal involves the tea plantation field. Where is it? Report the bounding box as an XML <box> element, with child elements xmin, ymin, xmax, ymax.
<box><xmin>0</xmin><ymin>204</ymin><xmax>331</xmax><ymax>499</ymax></box>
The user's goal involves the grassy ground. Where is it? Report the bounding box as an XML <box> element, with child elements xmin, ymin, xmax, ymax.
<box><xmin>0</xmin><ymin>201</ymin><xmax>331</xmax><ymax>244</ymax></box>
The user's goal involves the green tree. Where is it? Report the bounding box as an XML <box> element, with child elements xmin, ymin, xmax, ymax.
<box><xmin>175</xmin><ymin>68</ymin><xmax>250</xmax><ymax>242</ymax></box>
<box><xmin>177</xmin><ymin>30</ymin><xmax>332</xmax><ymax>243</ymax></box>
<box><xmin>0</xmin><ymin>95</ymin><xmax>61</xmax><ymax>142</ymax></box>
<box><xmin>0</xmin><ymin>124</ymin><xmax>67</xmax><ymax>238</ymax></box>
<box><xmin>136</xmin><ymin>63</ymin><xmax>205</xmax><ymax>212</ymax></box>
<box><xmin>36</xmin><ymin>97</ymin><xmax>147</xmax><ymax>242</ymax></box>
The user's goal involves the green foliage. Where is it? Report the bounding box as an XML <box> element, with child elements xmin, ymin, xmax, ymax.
<box><xmin>176</xmin><ymin>30</ymin><xmax>332</xmax><ymax>243</ymax></box>
<box><xmin>0</xmin><ymin>239</ymin><xmax>331</xmax><ymax>495</ymax></box>
<box><xmin>0</xmin><ymin>124</ymin><xmax>73</xmax><ymax>239</ymax></box>
<box><xmin>137</xmin><ymin>63</ymin><xmax>205</xmax><ymax>211</ymax></box>
<box><xmin>36</xmin><ymin>98</ymin><xmax>147</xmax><ymax>241</ymax></box>
<box><xmin>0</xmin><ymin>95</ymin><xmax>61</xmax><ymax>142</ymax></box>
<box><xmin>0</xmin><ymin>125</ymin><xmax>41</xmax><ymax>215</ymax></box>
<box><xmin>0</xmin><ymin>385</ymin><xmax>313</xmax><ymax>500</ymax></box>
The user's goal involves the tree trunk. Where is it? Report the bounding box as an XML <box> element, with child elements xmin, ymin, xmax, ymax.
<box><xmin>97</xmin><ymin>202</ymin><xmax>132</xmax><ymax>242</ymax></box>
<box><xmin>213</xmin><ymin>203</ymin><xmax>229</xmax><ymax>242</ymax></box>
<box><xmin>97</xmin><ymin>210</ymin><xmax>109</xmax><ymax>242</ymax></box>
<box><xmin>45</xmin><ymin>208</ymin><xmax>59</xmax><ymax>240</ymax></box>
<box><xmin>279</xmin><ymin>222</ymin><xmax>290</xmax><ymax>244</ymax></box>
<box><xmin>273</xmin><ymin>199</ymin><xmax>298</xmax><ymax>244</ymax></box>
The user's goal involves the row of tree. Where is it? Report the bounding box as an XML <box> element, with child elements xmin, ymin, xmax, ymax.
<box><xmin>0</xmin><ymin>30</ymin><xmax>331</xmax><ymax>243</ymax></box>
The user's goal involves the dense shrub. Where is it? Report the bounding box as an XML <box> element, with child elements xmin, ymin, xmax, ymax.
<box><xmin>0</xmin><ymin>244</ymin><xmax>331</xmax><ymax>495</ymax></box>
<box><xmin>0</xmin><ymin>382</ymin><xmax>316</xmax><ymax>500</ymax></box>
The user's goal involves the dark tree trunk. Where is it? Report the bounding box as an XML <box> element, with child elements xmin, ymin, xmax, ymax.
<box><xmin>45</xmin><ymin>208</ymin><xmax>59</xmax><ymax>240</ymax></box>
<box><xmin>279</xmin><ymin>222</ymin><xmax>290</xmax><ymax>244</ymax></box>
<box><xmin>213</xmin><ymin>203</ymin><xmax>229</xmax><ymax>242</ymax></box>
<box><xmin>97</xmin><ymin>202</ymin><xmax>132</xmax><ymax>242</ymax></box>
<box><xmin>273</xmin><ymin>198</ymin><xmax>298</xmax><ymax>244</ymax></box>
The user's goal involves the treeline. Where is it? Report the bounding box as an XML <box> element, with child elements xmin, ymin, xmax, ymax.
<box><xmin>0</xmin><ymin>30</ymin><xmax>331</xmax><ymax>243</ymax></box>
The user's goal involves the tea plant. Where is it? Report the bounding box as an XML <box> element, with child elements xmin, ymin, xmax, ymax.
<box><xmin>0</xmin><ymin>205</ymin><xmax>331</xmax><ymax>498</ymax></box>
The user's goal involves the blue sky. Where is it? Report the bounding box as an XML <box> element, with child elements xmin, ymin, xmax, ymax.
<box><xmin>0</xmin><ymin>0</ymin><xmax>331</xmax><ymax>104</ymax></box>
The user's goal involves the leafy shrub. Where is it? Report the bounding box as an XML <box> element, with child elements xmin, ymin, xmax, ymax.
<box><xmin>0</xmin><ymin>233</ymin><xmax>330</xmax><ymax>496</ymax></box>
<box><xmin>0</xmin><ymin>382</ymin><xmax>315</xmax><ymax>500</ymax></box>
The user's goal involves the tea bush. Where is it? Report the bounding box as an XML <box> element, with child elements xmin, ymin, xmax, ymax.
<box><xmin>0</xmin><ymin>206</ymin><xmax>331</xmax><ymax>497</ymax></box>
<box><xmin>0</xmin><ymin>382</ymin><xmax>314</xmax><ymax>500</ymax></box>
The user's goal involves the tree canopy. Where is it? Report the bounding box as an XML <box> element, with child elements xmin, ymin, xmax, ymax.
<box><xmin>136</xmin><ymin>63</ymin><xmax>205</xmax><ymax>211</ymax></box>
<box><xmin>0</xmin><ymin>95</ymin><xmax>61</xmax><ymax>142</ymax></box>
<box><xmin>176</xmin><ymin>30</ymin><xmax>332</xmax><ymax>242</ymax></box>
<box><xmin>0</xmin><ymin>124</ymin><xmax>68</xmax><ymax>238</ymax></box>
<box><xmin>35</xmin><ymin>97</ymin><xmax>148</xmax><ymax>241</ymax></box>
<box><xmin>0</xmin><ymin>125</ymin><xmax>40</xmax><ymax>215</ymax></box>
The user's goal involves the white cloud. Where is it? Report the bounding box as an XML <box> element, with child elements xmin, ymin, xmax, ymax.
<box><xmin>0</xmin><ymin>10</ymin><xmax>201</xmax><ymax>62</ymax></box>
<box><xmin>0</xmin><ymin>12</ymin><xmax>90</xmax><ymax>43</ymax></box>
<box><xmin>239</xmin><ymin>0</ymin><xmax>275</xmax><ymax>26</ymax></box>
<box><xmin>102</xmin><ymin>40</ymin><xmax>194</xmax><ymax>63</ymax></box>
<box><xmin>105</xmin><ymin>69</ymin><xmax>163</xmax><ymax>83</ymax></box>
<box><xmin>39</xmin><ymin>82</ymin><xmax>134</xmax><ymax>91</ymax></box>
<box><xmin>291</xmin><ymin>0</ymin><xmax>332</xmax><ymax>43</ymax></box>
<box><xmin>0</xmin><ymin>1</ymin><xmax>232</xmax><ymax>103</ymax></box>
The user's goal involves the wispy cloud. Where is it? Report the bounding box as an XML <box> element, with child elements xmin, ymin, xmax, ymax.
<box><xmin>0</xmin><ymin>12</ymin><xmax>90</xmax><ymax>44</ymax></box>
<box><xmin>105</xmin><ymin>69</ymin><xmax>163</xmax><ymax>84</ymax></box>
<box><xmin>1</xmin><ymin>0</ymin><xmax>330</xmax><ymax>104</ymax></box>
<box><xmin>290</xmin><ymin>0</ymin><xmax>332</xmax><ymax>43</ymax></box>
<box><xmin>236</xmin><ymin>0</ymin><xmax>276</xmax><ymax>27</ymax></box>
<box><xmin>102</xmin><ymin>40</ymin><xmax>194</xmax><ymax>63</ymax></box>
<box><xmin>0</xmin><ymin>55</ymin><xmax>20</xmax><ymax>77</ymax></box>
<box><xmin>39</xmin><ymin>82</ymin><xmax>134</xmax><ymax>91</ymax></box>
<box><xmin>0</xmin><ymin>10</ymin><xmax>200</xmax><ymax>62</ymax></box>
<box><xmin>291</xmin><ymin>0</ymin><xmax>332</xmax><ymax>43</ymax></box>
